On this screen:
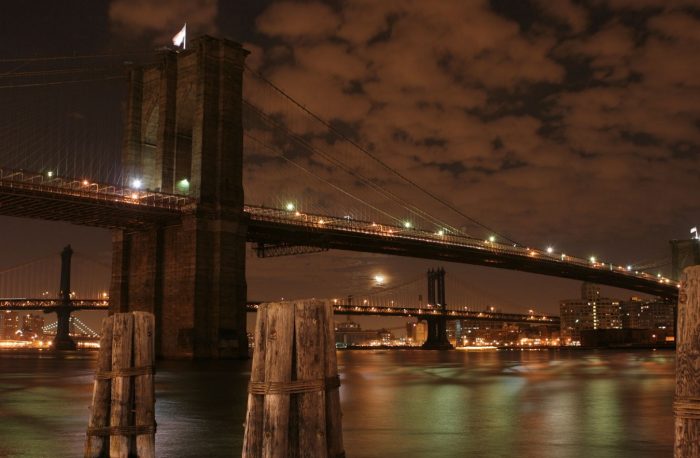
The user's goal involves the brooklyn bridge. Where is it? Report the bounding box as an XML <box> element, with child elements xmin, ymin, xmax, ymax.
<box><xmin>0</xmin><ymin>36</ymin><xmax>678</xmax><ymax>358</ymax></box>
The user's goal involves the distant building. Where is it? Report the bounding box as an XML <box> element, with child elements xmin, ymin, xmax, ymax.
<box><xmin>560</xmin><ymin>283</ymin><xmax>622</xmax><ymax>344</ymax></box>
<box><xmin>335</xmin><ymin>317</ymin><xmax>379</xmax><ymax>346</ymax></box>
<box><xmin>406</xmin><ymin>321</ymin><xmax>427</xmax><ymax>345</ymax></box>
<box><xmin>446</xmin><ymin>320</ymin><xmax>462</xmax><ymax>346</ymax></box>
<box><xmin>1</xmin><ymin>311</ymin><xmax>21</xmax><ymax>340</ymax></box>
<box><xmin>22</xmin><ymin>313</ymin><xmax>44</xmax><ymax>338</ymax></box>
<box><xmin>622</xmin><ymin>296</ymin><xmax>675</xmax><ymax>340</ymax></box>
<box><xmin>378</xmin><ymin>329</ymin><xmax>394</xmax><ymax>344</ymax></box>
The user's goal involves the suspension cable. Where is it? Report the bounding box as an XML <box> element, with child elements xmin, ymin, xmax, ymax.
<box><xmin>244</xmin><ymin>65</ymin><xmax>520</xmax><ymax>245</ymax></box>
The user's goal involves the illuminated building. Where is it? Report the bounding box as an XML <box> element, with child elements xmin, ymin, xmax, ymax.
<box><xmin>622</xmin><ymin>297</ymin><xmax>675</xmax><ymax>339</ymax></box>
<box><xmin>335</xmin><ymin>317</ymin><xmax>380</xmax><ymax>346</ymax></box>
<box><xmin>446</xmin><ymin>320</ymin><xmax>462</xmax><ymax>346</ymax></box>
<box><xmin>560</xmin><ymin>282</ymin><xmax>622</xmax><ymax>343</ymax></box>
<box><xmin>0</xmin><ymin>311</ymin><xmax>20</xmax><ymax>339</ymax></box>
<box><xmin>406</xmin><ymin>321</ymin><xmax>427</xmax><ymax>345</ymax></box>
<box><xmin>22</xmin><ymin>313</ymin><xmax>45</xmax><ymax>338</ymax></box>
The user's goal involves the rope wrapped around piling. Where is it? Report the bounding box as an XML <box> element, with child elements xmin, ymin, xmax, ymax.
<box><xmin>248</xmin><ymin>375</ymin><xmax>340</xmax><ymax>395</ymax></box>
<box><xmin>95</xmin><ymin>365</ymin><xmax>154</xmax><ymax>380</ymax></box>
<box><xmin>674</xmin><ymin>396</ymin><xmax>700</xmax><ymax>420</ymax></box>
<box><xmin>86</xmin><ymin>424</ymin><xmax>156</xmax><ymax>437</ymax></box>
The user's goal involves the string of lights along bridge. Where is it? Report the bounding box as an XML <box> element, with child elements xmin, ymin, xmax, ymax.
<box><xmin>0</xmin><ymin>167</ymin><xmax>677</xmax><ymax>296</ymax></box>
<box><xmin>0</xmin><ymin>252</ymin><xmax>555</xmax><ymax>324</ymax></box>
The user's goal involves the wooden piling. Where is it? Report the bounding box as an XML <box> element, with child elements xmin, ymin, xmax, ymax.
<box><xmin>133</xmin><ymin>312</ymin><xmax>155</xmax><ymax>457</ymax></box>
<box><xmin>85</xmin><ymin>315</ymin><xmax>115</xmax><ymax>458</ymax></box>
<box><xmin>243</xmin><ymin>304</ymin><xmax>269</xmax><ymax>457</ymax></box>
<box><xmin>262</xmin><ymin>303</ymin><xmax>294</xmax><ymax>458</ymax></box>
<box><xmin>242</xmin><ymin>301</ymin><xmax>344</xmax><ymax>458</ymax></box>
<box><xmin>675</xmin><ymin>266</ymin><xmax>700</xmax><ymax>457</ymax></box>
<box><xmin>85</xmin><ymin>312</ymin><xmax>156</xmax><ymax>458</ymax></box>
<box><xmin>295</xmin><ymin>302</ymin><xmax>327</xmax><ymax>457</ymax></box>
<box><xmin>322</xmin><ymin>303</ymin><xmax>344</xmax><ymax>458</ymax></box>
<box><xmin>110</xmin><ymin>313</ymin><xmax>134</xmax><ymax>458</ymax></box>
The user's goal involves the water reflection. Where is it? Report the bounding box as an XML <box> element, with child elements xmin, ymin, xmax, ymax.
<box><xmin>338</xmin><ymin>349</ymin><xmax>674</xmax><ymax>458</ymax></box>
<box><xmin>0</xmin><ymin>349</ymin><xmax>674</xmax><ymax>457</ymax></box>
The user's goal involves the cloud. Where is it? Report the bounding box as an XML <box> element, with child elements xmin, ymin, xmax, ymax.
<box><xmin>532</xmin><ymin>0</ymin><xmax>589</xmax><ymax>34</ymax></box>
<box><xmin>256</xmin><ymin>1</ymin><xmax>341</xmax><ymax>40</ymax></box>
<box><xmin>243</xmin><ymin>0</ymin><xmax>700</xmax><ymax>271</ymax></box>
<box><xmin>109</xmin><ymin>0</ymin><xmax>217</xmax><ymax>42</ymax></box>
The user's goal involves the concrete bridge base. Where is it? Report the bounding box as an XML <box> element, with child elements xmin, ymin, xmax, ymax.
<box><xmin>421</xmin><ymin>316</ymin><xmax>453</xmax><ymax>350</ymax></box>
<box><xmin>53</xmin><ymin>307</ymin><xmax>76</xmax><ymax>350</ymax></box>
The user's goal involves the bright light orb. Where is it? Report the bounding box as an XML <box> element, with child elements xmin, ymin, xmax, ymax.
<box><xmin>403</xmin><ymin>221</ymin><xmax>412</xmax><ymax>229</ymax></box>
<box><xmin>488</xmin><ymin>236</ymin><xmax>496</xmax><ymax>242</ymax></box>
<box><xmin>546</xmin><ymin>246</ymin><xmax>553</xmax><ymax>254</ymax></box>
<box><xmin>374</xmin><ymin>274</ymin><xmax>385</xmax><ymax>285</ymax></box>
<box><xmin>285</xmin><ymin>202</ymin><xmax>295</xmax><ymax>211</ymax></box>
<box><xmin>589</xmin><ymin>256</ymin><xmax>597</xmax><ymax>263</ymax></box>
<box><xmin>437</xmin><ymin>229</ymin><xmax>445</xmax><ymax>236</ymax></box>
<box><xmin>131</xmin><ymin>178</ymin><xmax>142</xmax><ymax>189</ymax></box>
<box><xmin>47</xmin><ymin>171</ymin><xmax>54</xmax><ymax>178</ymax></box>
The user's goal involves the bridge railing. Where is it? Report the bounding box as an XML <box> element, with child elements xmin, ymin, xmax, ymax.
<box><xmin>0</xmin><ymin>167</ymin><xmax>194</xmax><ymax>211</ymax></box>
<box><xmin>0</xmin><ymin>298</ymin><xmax>109</xmax><ymax>308</ymax></box>
<box><xmin>245</xmin><ymin>301</ymin><xmax>558</xmax><ymax>323</ymax></box>
<box><xmin>244</xmin><ymin>205</ymin><xmax>677</xmax><ymax>288</ymax></box>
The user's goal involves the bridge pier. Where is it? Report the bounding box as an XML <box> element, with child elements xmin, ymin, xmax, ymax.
<box><xmin>53</xmin><ymin>245</ymin><xmax>76</xmax><ymax>350</ymax></box>
<box><xmin>53</xmin><ymin>307</ymin><xmax>76</xmax><ymax>350</ymax></box>
<box><xmin>421</xmin><ymin>315</ymin><xmax>452</xmax><ymax>350</ymax></box>
<box><xmin>421</xmin><ymin>268</ymin><xmax>453</xmax><ymax>350</ymax></box>
<box><xmin>109</xmin><ymin>36</ymin><xmax>249</xmax><ymax>359</ymax></box>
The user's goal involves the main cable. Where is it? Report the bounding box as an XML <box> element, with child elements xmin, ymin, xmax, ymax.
<box><xmin>245</xmin><ymin>65</ymin><xmax>520</xmax><ymax>246</ymax></box>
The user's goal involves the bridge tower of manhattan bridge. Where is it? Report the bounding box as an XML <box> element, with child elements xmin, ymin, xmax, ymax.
<box><xmin>421</xmin><ymin>268</ymin><xmax>454</xmax><ymax>350</ymax></box>
<box><xmin>109</xmin><ymin>36</ymin><xmax>249</xmax><ymax>359</ymax></box>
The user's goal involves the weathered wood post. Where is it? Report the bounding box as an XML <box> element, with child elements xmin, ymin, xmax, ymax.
<box><xmin>85</xmin><ymin>315</ymin><xmax>115</xmax><ymax>457</ymax></box>
<box><xmin>110</xmin><ymin>313</ymin><xmax>134</xmax><ymax>457</ymax></box>
<box><xmin>85</xmin><ymin>312</ymin><xmax>156</xmax><ymax>458</ymax></box>
<box><xmin>242</xmin><ymin>301</ymin><xmax>345</xmax><ymax>457</ymax></box>
<box><xmin>133</xmin><ymin>312</ymin><xmax>156</xmax><ymax>457</ymax></box>
<box><xmin>675</xmin><ymin>266</ymin><xmax>700</xmax><ymax>457</ymax></box>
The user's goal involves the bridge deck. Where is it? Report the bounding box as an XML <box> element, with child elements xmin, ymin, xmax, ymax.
<box><xmin>0</xmin><ymin>299</ymin><xmax>558</xmax><ymax>324</ymax></box>
<box><xmin>0</xmin><ymin>167</ymin><xmax>193</xmax><ymax>228</ymax></box>
<box><xmin>0</xmin><ymin>171</ymin><xmax>679</xmax><ymax>298</ymax></box>
<box><xmin>245</xmin><ymin>207</ymin><xmax>678</xmax><ymax>298</ymax></box>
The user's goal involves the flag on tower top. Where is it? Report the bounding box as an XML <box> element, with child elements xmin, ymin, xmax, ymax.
<box><xmin>172</xmin><ymin>24</ymin><xmax>186</xmax><ymax>49</ymax></box>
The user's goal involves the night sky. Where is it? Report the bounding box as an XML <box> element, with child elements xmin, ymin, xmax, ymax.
<box><xmin>0</xmin><ymin>0</ymin><xmax>698</xmax><ymax>331</ymax></box>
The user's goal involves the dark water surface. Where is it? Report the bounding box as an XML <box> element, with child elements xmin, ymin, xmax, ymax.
<box><xmin>0</xmin><ymin>349</ymin><xmax>675</xmax><ymax>458</ymax></box>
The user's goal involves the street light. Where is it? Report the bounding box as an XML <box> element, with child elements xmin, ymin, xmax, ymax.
<box><xmin>285</xmin><ymin>202</ymin><xmax>295</xmax><ymax>211</ymax></box>
<box><xmin>131</xmin><ymin>178</ymin><xmax>142</xmax><ymax>189</ymax></box>
<box><xmin>177</xmin><ymin>178</ymin><xmax>190</xmax><ymax>192</ymax></box>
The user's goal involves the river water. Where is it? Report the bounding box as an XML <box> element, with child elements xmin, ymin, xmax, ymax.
<box><xmin>0</xmin><ymin>349</ymin><xmax>675</xmax><ymax>458</ymax></box>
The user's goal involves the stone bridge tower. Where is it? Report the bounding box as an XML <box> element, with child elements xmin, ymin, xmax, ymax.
<box><xmin>109</xmin><ymin>36</ymin><xmax>249</xmax><ymax>359</ymax></box>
